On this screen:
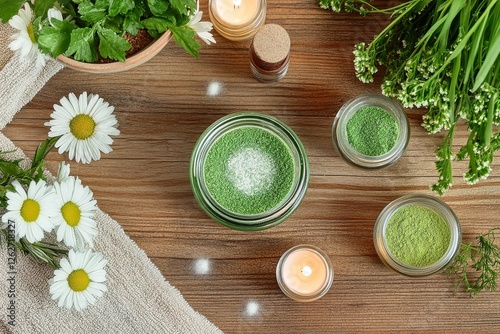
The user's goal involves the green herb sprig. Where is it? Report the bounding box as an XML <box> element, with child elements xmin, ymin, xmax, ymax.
<box><xmin>0</xmin><ymin>137</ymin><xmax>68</xmax><ymax>268</ymax></box>
<box><xmin>445</xmin><ymin>228</ymin><xmax>500</xmax><ymax>296</ymax></box>
<box><xmin>320</xmin><ymin>0</ymin><xmax>500</xmax><ymax>195</ymax></box>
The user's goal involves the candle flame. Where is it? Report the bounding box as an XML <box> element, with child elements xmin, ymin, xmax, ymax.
<box><xmin>233</xmin><ymin>0</ymin><xmax>241</xmax><ymax>8</ymax></box>
<box><xmin>301</xmin><ymin>265</ymin><xmax>312</xmax><ymax>277</ymax></box>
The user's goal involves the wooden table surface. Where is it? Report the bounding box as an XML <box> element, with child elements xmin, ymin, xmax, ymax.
<box><xmin>5</xmin><ymin>0</ymin><xmax>500</xmax><ymax>332</ymax></box>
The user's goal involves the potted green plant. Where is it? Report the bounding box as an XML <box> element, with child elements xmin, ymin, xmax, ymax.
<box><xmin>1</xmin><ymin>0</ymin><xmax>215</xmax><ymax>73</ymax></box>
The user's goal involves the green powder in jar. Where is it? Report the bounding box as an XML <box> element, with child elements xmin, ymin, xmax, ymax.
<box><xmin>346</xmin><ymin>106</ymin><xmax>398</xmax><ymax>156</ymax></box>
<box><xmin>385</xmin><ymin>205</ymin><xmax>451</xmax><ymax>267</ymax></box>
<box><xmin>204</xmin><ymin>127</ymin><xmax>294</xmax><ymax>215</ymax></box>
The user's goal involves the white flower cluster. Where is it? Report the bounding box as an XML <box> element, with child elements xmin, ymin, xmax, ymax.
<box><xmin>1</xmin><ymin>163</ymin><xmax>107</xmax><ymax>311</ymax></box>
<box><xmin>318</xmin><ymin>0</ymin><xmax>343</xmax><ymax>11</ymax></box>
<box><xmin>353</xmin><ymin>43</ymin><xmax>378</xmax><ymax>83</ymax></box>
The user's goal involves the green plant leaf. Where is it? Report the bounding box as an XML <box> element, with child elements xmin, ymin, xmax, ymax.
<box><xmin>147</xmin><ymin>0</ymin><xmax>170</xmax><ymax>16</ymax></box>
<box><xmin>97</xmin><ymin>26</ymin><xmax>131</xmax><ymax>62</ymax></box>
<box><xmin>108</xmin><ymin>0</ymin><xmax>135</xmax><ymax>17</ymax></box>
<box><xmin>169</xmin><ymin>24</ymin><xmax>199</xmax><ymax>58</ymax></box>
<box><xmin>66</xmin><ymin>27</ymin><xmax>98</xmax><ymax>62</ymax></box>
<box><xmin>473</xmin><ymin>31</ymin><xmax>500</xmax><ymax>92</ymax></box>
<box><xmin>79</xmin><ymin>0</ymin><xmax>107</xmax><ymax>23</ymax></box>
<box><xmin>34</xmin><ymin>0</ymin><xmax>57</xmax><ymax>18</ymax></box>
<box><xmin>37</xmin><ymin>19</ymin><xmax>76</xmax><ymax>57</ymax></box>
<box><xmin>0</xmin><ymin>0</ymin><xmax>24</xmax><ymax>23</ymax></box>
<box><xmin>142</xmin><ymin>17</ymin><xmax>170</xmax><ymax>34</ymax></box>
<box><xmin>169</xmin><ymin>0</ymin><xmax>194</xmax><ymax>15</ymax></box>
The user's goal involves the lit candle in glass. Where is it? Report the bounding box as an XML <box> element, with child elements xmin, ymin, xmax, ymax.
<box><xmin>276</xmin><ymin>245</ymin><xmax>333</xmax><ymax>302</ymax></box>
<box><xmin>209</xmin><ymin>0</ymin><xmax>266</xmax><ymax>41</ymax></box>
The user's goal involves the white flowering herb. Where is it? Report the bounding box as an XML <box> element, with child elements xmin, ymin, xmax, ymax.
<box><xmin>320</xmin><ymin>0</ymin><xmax>500</xmax><ymax>195</ymax></box>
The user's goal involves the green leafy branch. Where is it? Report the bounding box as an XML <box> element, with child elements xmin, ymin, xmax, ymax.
<box><xmin>445</xmin><ymin>228</ymin><xmax>500</xmax><ymax>296</ymax></box>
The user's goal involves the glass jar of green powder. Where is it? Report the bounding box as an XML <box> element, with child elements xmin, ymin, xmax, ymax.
<box><xmin>332</xmin><ymin>94</ymin><xmax>409</xmax><ymax>169</ymax></box>
<box><xmin>373</xmin><ymin>194</ymin><xmax>461</xmax><ymax>276</ymax></box>
<box><xmin>190</xmin><ymin>112</ymin><xmax>310</xmax><ymax>231</ymax></box>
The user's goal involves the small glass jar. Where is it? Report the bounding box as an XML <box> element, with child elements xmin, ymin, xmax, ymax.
<box><xmin>332</xmin><ymin>94</ymin><xmax>409</xmax><ymax>169</ymax></box>
<box><xmin>249</xmin><ymin>24</ymin><xmax>290</xmax><ymax>83</ymax></box>
<box><xmin>209</xmin><ymin>0</ymin><xmax>266</xmax><ymax>41</ymax></box>
<box><xmin>373</xmin><ymin>194</ymin><xmax>462</xmax><ymax>277</ymax></box>
<box><xmin>276</xmin><ymin>245</ymin><xmax>334</xmax><ymax>302</ymax></box>
<box><xmin>190</xmin><ymin>112</ymin><xmax>309</xmax><ymax>231</ymax></box>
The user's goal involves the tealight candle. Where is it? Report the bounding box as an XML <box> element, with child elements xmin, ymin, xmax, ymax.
<box><xmin>276</xmin><ymin>245</ymin><xmax>333</xmax><ymax>302</ymax></box>
<box><xmin>209</xmin><ymin>0</ymin><xmax>266</xmax><ymax>41</ymax></box>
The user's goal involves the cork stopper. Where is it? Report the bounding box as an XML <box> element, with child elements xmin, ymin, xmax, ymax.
<box><xmin>250</xmin><ymin>24</ymin><xmax>291</xmax><ymax>72</ymax></box>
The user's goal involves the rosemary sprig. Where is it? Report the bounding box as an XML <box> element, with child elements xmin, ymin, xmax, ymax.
<box><xmin>1</xmin><ymin>228</ymin><xmax>67</xmax><ymax>268</ymax></box>
<box><xmin>445</xmin><ymin>228</ymin><xmax>500</xmax><ymax>296</ymax></box>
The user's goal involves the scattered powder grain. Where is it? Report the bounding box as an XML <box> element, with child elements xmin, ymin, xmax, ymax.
<box><xmin>206</xmin><ymin>81</ymin><xmax>223</xmax><ymax>97</ymax></box>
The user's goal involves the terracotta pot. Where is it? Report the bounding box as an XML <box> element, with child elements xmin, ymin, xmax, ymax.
<box><xmin>56</xmin><ymin>30</ymin><xmax>172</xmax><ymax>73</ymax></box>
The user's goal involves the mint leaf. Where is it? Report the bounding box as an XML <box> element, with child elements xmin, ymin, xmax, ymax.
<box><xmin>34</xmin><ymin>0</ymin><xmax>57</xmax><ymax>18</ymax></box>
<box><xmin>108</xmin><ymin>0</ymin><xmax>135</xmax><ymax>17</ymax></box>
<box><xmin>97</xmin><ymin>27</ymin><xmax>131</xmax><ymax>62</ymax></box>
<box><xmin>147</xmin><ymin>0</ymin><xmax>170</xmax><ymax>16</ymax></box>
<box><xmin>122</xmin><ymin>5</ymin><xmax>144</xmax><ymax>35</ymax></box>
<box><xmin>78</xmin><ymin>0</ymin><xmax>106</xmax><ymax>23</ymax></box>
<box><xmin>0</xmin><ymin>0</ymin><xmax>24</xmax><ymax>23</ymax></box>
<box><xmin>94</xmin><ymin>0</ymin><xmax>109</xmax><ymax>9</ymax></box>
<box><xmin>37</xmin><ymin>19</ymin><xmax>75</xmax><ymax>57</ymax></box>
<box><xmin>142</xmin><ymin>17</ymin><xmax>170</xmax><ymax>34</ymax></box>
<box><xmin>66</xmin><ymin>27</ymin><xmax>98</xmax><ymax>63</ymax></box>
<box><xmin>169</xmin><ymin>25</ymin><xmax>199</xmax><ymax>58</ymax></box>
<box><xmin>169</xmin><ymin>0</ymin><xmax>194</xmax><ymax>15</ymax></box>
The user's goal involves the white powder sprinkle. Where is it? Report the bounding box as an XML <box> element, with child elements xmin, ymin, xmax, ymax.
<box><xmin>206</xmin><ymin>80</ymin><xmax>223</xmax><ymax>97</ymax></box>
<box><xmin>193</xmin><ymin>258</ymin><xmax>211</xmax><ymax>275</ymax></box>
<box><xmin>244</xmin><ymin>300</ymin><xmax>260</xmax><ymax>317</ymax></box>
<box><xmin>226</xmin><ymin>147</ymin><xmax>275</xmax><ymax>196</ymax></box>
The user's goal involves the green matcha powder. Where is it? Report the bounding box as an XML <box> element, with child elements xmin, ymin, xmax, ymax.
<box><xmin>346</xmin><ymin>106</ymin><xmax>398</xmax><ymax>156</ymax></box>
<box><xmin>385</xmin><ymin>205</ymin><xmax>451</xmax><ymax>267</ymax></box>
<box><xmin>204</xmin><ymin>127</ymin><xmax>294</xmax><ymax>215</ymax></box>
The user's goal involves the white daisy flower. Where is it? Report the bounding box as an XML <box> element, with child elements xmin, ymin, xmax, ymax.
<box><xmin>53</xmin><ymin>176</ymin><xmax>98</xmax><ymax>250</ymax></box>
<box><xmin>1</xmin><ymin>180</ymin><xmax>57</xmax><ymax>243</ymax></box>
<box><xmin>56</xmin><ymin>161</ymin><xmax>71</xmax><ymax>183</ymax></box>
<box><xmin>49</xmin><ymin>249</ymin><xmax>107</xmax><ymax>311</ymax></box>
<box><xmin>8</xmin><ymin>3</ymin><xmax>48</xmax><ymax>67</ymax></box>
<box><xmin>47</xmin><ymin>7</ymin><xmax>63</xmax><ymax>26</ymax></box>
<box><xmin>45</xmin><ymin>92</ymin><xmax>120</xmax><ymax>164</ymax></box>
<box><xmin>188</xmin><ymin>11</ymin><xmax>216</xmax><ymax>45</ymax></box>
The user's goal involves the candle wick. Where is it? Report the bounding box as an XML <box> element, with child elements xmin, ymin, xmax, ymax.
<box><xmin>301</xmin><ymin>265</ymin><xmax>312</xmax><ymax>277</ymax></box>
<box><xmin>232</xmin><ymin>0</ymin><xmax>242</xmax><ymax>8</ymax></box>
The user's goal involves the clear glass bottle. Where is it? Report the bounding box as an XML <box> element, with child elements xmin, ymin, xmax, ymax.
<box><xmin>249</xmin><ymin>24</ymin><xmax>290</xmax><ymax>82</ymax></box>
<box><xmin>332</xmin><ymin>94</ymin><xmax>410</xmax><ymax>169</ymax></box>
<box><xmin>276</xmin><ymin>245</ymin><xmax>334</xmax><ymax>302</ymax></box>
<box><xmin>209</xmin><ymin>0</ymin><xmax>266</xmax><ymax>41</ymax></box>
<box><xmin>373</xmin><ymin>194</ymin><xmax>462</xmax><ymax>276</ymax></box>
<box><xmin>190</xmin><ymin>112</ymin><xmax>309</xmax><ymax>231</ymax></box>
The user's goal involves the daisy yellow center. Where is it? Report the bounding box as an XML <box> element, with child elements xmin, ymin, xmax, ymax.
<box><xmin>70</xmin><ymin>114</ymin><xmax>96</xmax><ymax>140</ymax></box>
<box><xmin>61</xmin><ymin>201</ymin><xmax>81</xmax><ymax>227</ymax></box>
<box><xmin>67</xmin><ymin>269</ymin><xmax>90</xmax><ymax>292</ymax></box>
<box><xmin>27</xmin><ymin>23</ymin><xmax>37</xmax><ymax>43</ymax></box>
<box><xmin>20</xmin><ymin>199</ymin><xmax>40</xmax><ymax>222</ymax></box>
